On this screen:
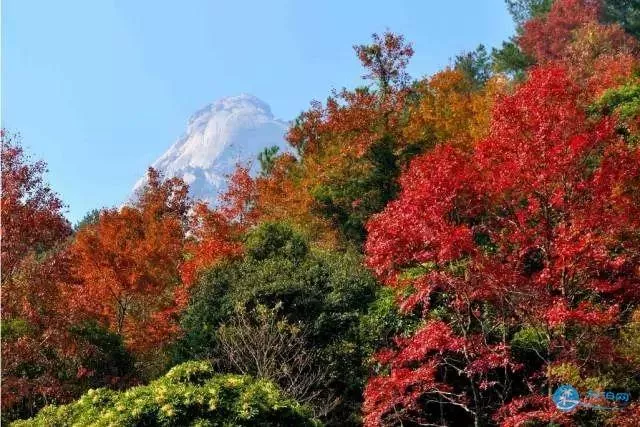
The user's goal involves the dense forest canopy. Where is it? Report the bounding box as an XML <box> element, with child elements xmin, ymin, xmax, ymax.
<box><xmin>2</xmin><ymin>0</ymin><xmax>639</xmax><ymax>425</ymax></box>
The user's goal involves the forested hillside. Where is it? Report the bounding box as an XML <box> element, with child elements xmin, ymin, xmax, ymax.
<box><xmin>2</xmin><ymin>0</ymin><xmax>639</xmax><ymax>425</ymax></box>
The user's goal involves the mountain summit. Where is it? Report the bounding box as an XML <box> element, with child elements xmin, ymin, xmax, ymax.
<box><xmin>132</xmin><ymin>94</ymin><xmax>289</xmax><ymax>204</ymax></box>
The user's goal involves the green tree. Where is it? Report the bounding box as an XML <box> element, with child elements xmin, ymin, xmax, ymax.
<box><xmin>491</xmin><ymin>0</ymin><xmax>552</xmax><ymax>78</ymax></box>
<box><xmin>454</xmin><ymin>44</ymin><xmax>493</xmax><ymax>89</ymax></box>
<box><xmin>258</xmin><ymin>145</ymin><xmax>281</xmax><ymax>176</ymax></box>
<box><xmin>173</xmin><ymin>222</ymin><xmax>380</xmax><ymax>424</ymax></box>
<box><xmin>601</xmin><ymin>0</ymin><xmax>640</xmax><ymax>39</ymax></box>
<box><xmin>73</xmin><ymin>209</ymin><xmax>100</xmax><ymax>232</ymax></box>
<box><xmin>492</xmin><ymin>39</ymin><xmax>535</xmax><ymax>78</ymax></box>
<box><xmin>505</xmin><ymin>0</ymin><xmax>553</xmax><ymax>25</ymax></box>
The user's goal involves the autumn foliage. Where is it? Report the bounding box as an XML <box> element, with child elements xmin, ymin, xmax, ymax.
<box><xmin>1</xmin><ymin>132</ymin><xmax>71</xmax><ymax>284</ymax></box>
<box><xmin>180</xmin><ymin>201</ymin><xmax>244</xmax><ymax>287</ymax></box>
<box><xmin>67</xmin><ymin>169</ymin><xmax>189</xmax><ymax>353</ymax></box>
<box><xmin>519</xmin><ymin>0</ymin><xmax>639</xmax><ymax>98</ymax></box>
<box><xmin>403</xmin><ymin>69</ymin><xmax>506</xmax><ymax>148</ymax></box>
<box><xmin>4</xmin><ymin>0</ymin><xmax>640</xmax><ymax>425</ymax></box>
<box><xmin>362</xmin><ymin>59</ymin><xmax>640</xmax><ymax>427</ymax></box>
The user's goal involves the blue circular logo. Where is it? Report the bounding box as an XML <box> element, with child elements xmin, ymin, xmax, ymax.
<box><xmin>553</xmin><ymin>384</ymin><xmax>580</xmax><ymax>411</ymax></box>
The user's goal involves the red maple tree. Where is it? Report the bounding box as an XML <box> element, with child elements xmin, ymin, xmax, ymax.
<box><xmin>363</xmin><ymin>66</ymin><xmax>640</xmax><ymax>426</ymax></box>
<box><xmin>1</xmin><ymin>132</ymin><xmax>71</xmax><ymax>285</ymax></box>
<box><xmin>2</xmin><ymin>133</ymin><xmax>77</xmax><ymax>418</ymax></box>
<box><xmin>518</xmin><ymin>0</ymin><xmax>600</xmax><ymax>62</ymax></box>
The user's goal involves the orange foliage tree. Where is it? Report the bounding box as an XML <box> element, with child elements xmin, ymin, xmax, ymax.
<box><xmin>403</xmin><ymin>69</ymin><xmax>507</xmax><ymax>149</ymax></box>
<box><xmin>180</xmin><ymin>202</ymin><xmax>245</xmax><ymax>287</ymax></box>
<box><xmin>68</xmin><ymin>168</ymin><xmax>189</xmax><ymax>353</ymax></box>
<box><xmin>564</xmin><ymin>20</ymin><xmax>638</xmax><ymax>97</ymax></box>
<box><xmin>254</xmin><ymin>154</ymin><xmax>336</xmax><ymax>245</ymax></box>
<box><xmin>257</xmin><ymin>32</ymin><xmax>416</xmax><ymax>246</ymax></box>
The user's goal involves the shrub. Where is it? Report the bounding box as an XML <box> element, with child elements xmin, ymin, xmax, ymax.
<box><xmin>12</xmin><ymin>361</ymin><xmax>320</xmax><ymax>427</ymax></box>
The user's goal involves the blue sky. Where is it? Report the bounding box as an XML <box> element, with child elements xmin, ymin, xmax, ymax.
<box><xmin>2</xmin><ymin>1</ymin><xmax>514</xmax><ymax>223</ymax></box>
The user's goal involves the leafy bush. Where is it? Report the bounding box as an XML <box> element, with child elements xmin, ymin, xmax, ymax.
<box><xmin>590</xmin><ymin>81</ymin><xmax>640</xmax><ymax>120</ymax></box>
<box><xmin>12</xmin><ymin>361</ymin><xmax>320</xmax><ymax>427</ymax></box>
<box><xmin>356</xmin><ymin>287</ymin><xmax>419</xmax><ymax>357</ymax></box>
<box><xmin>245</xmin><ymin>221</ymin><xmax>309</xmax><ymax>262</ymax></box>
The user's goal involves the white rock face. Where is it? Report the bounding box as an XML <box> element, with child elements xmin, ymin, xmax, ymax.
<box><xmin>132</xmin><ymin>94</ymin><xmax>290</xmax><ymax>204</ymax></box>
